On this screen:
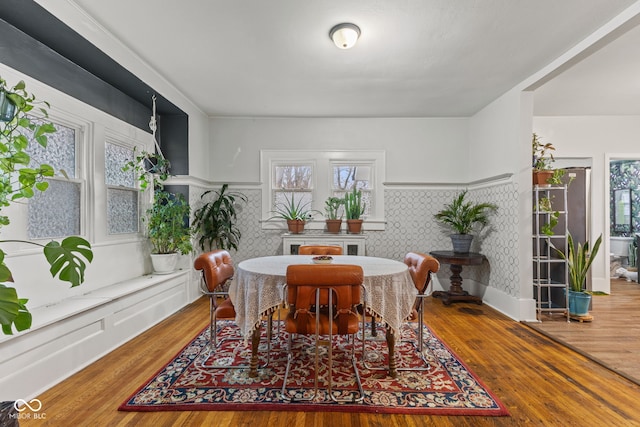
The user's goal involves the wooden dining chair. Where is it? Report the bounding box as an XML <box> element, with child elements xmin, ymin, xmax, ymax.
<box><xmin>194</xmin><ymin>249</ymin><xmax>271</xmax><ymax>369</ymax></box>
<box><xmin>398</xmin><ymin>251</ymin><xmax>440</xmax><ymax>371</ymax></box>
<box><xmin>281</xmin><ymin>264</ymin><xmax>365</xmax><ymax>403</ymax></box>
<box><xmin>297</xmin><ymin>245</ymin><xmax>343</xmax><ymax>255</ymax></box>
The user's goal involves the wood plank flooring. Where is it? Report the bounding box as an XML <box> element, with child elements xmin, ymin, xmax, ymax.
<box><xmin>524</xmin><ymin>278</ymin><xmax>640</xmax><ymax>385</ymax></box>
<box><xmin>20</xmin><ymin>292</ymin><xmax>640</xmax><ymax>427</ymax></box>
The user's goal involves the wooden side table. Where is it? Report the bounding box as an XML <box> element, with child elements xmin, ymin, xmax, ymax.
<box><xmin>430</xmin><ymin>250</ymin><xmax>486</xmax><ymax>305</ymax></box>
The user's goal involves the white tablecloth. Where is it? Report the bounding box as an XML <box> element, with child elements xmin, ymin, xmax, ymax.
<box><xmin>229</xmin><ymin>255</ymin><xmax>416</xmax><ymax>338</ymax></box>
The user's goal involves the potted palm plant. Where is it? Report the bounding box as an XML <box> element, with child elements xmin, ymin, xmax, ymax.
<box><xmin>145</xmin><ymin>191</ymin><xmax>193</xmax><ymax>273</ymax></box>
<box><xmin>193</xmin><ymin>184</ymin><xmax>247</xmax><ymax>251</ymax></box>
<box><xmin>0</xmin><ymin>77</ymin><xmax>93</xmax><ymax>335</ymax></box>
<box><xmin>434</xmin><ymin>190</ymin><xmax>498</xmax><ymax>253</ymax></box>
<box><xmin>268</xmin><ymin>192</ymin><xmax>319</xmax><ymax>234</ymax></box>
<box><xmin>344</xmin><ymin>188</ymin><xmax>365</xmax><ymax>233</ymax></box>
<box><xmin>552</xmin><ymin>233</ymin><xmax>602</xmax><ymax>317</ymax></box>
<box><xmin>324</xmin><ymin>196</ymin><xmax>344</xmax><ymax>233</ymax></box>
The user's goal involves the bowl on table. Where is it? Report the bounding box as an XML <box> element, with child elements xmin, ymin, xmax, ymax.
<box><xmin>312</xmin><ymin>255</ymin><xmax>333</xmax><ymax>264</ymax></box>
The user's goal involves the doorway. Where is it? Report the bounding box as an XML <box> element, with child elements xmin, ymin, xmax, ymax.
<box><xmin>609</xmin><ymin>158</ymin><xmax>640</xmax><ymax>281</ymax></box>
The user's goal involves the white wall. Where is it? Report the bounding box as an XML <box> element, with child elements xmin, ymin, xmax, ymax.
<box><xmin>209</xmin><ymin>117</ymin><xmax>469</xmax><ymax>183</ymax></box>
<box><xmin>468</xmin><ymin>88</ymin><xmax>537</xmax><ymax>321</ymax></box>
<box><xmin>533</xmin><ymin>115</ymin><xmax>640</xmax><ymax>292</ymax></box>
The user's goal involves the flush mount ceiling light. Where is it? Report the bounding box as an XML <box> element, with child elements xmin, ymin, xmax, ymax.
<box><xmin>329</xmin><ymin>23</ymin><xmax>361</xmax><ymax>49</ymax></box>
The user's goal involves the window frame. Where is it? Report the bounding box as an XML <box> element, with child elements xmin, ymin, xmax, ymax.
<box><xmin>104</xmin><ymin>137</ymin><xmax>141</xmax><ymax>236</ymax></box>
<box><xmin>260</xmin><ymin>150</ymin><xmax>385</xmax><ymax>231</ymax></box>
<box><xmin>26</xmin><ymin>113</ymin><xmax>89</xmax><ymax>242</ymax></box>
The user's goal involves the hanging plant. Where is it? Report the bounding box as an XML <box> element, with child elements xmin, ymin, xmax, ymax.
<box><xmin>122</xmin><ymin>146</ymin><xmax>171</xmax><ymax>190</ymax></box>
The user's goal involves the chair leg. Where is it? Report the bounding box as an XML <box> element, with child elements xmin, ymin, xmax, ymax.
<box><xmin>397</xmin><ymin>296</ymin><xmax>431</xmax><ymax>371</ymax></box>
<box><xmin>197</xmin><ymin>309</ymin><xmax>273</xmax><ymax>370</ymax></box>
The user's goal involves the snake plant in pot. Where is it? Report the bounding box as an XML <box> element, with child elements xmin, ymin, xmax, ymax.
<box><xmin>552</xmin><ymin>232</ymin><xmax>602</xmax><ymax>316</ymax></box>
<box><xmin>0</xmin><ymin>77</ymin><xmax>93</xmax><ymax>335</ymax></box>
<box><xmin>434</xmin><ymin>190</ymin><xmax>498</xmax><ymax>253</ymax></box>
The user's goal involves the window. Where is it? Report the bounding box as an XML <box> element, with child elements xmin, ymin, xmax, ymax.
<box><xmin>261</xmin><ymin>150</ymin><xmax>385</xmax><ymax>230</ymax></box>
<box><xmin>331</xmin><ymin>164</ymin><xmax>373</xmax><ymax>217</ymax></box>
<box><xmin>105</xmin><ymin>141</ymin><xmax>139</xmax><ymax>234</ymax></box>
<box><xmin>27</xmin><ymin>120</ymin><xmax>83</xmax><ymax>239</ymax></box>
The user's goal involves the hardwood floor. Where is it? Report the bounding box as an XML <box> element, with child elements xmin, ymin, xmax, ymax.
<box><xmin>20</xmin><ymin>292</ymin><xmax>640</xmax><ymax>426</ymax></box>
<box><xmin>524</xmin><ymin>277</ymin><xmax>640</xmax><ymax>385</ymax></box>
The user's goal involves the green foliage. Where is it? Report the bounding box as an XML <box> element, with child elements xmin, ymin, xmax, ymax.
<box><xmin>145</xmin><ymin>191</ymin><xmax>193</xmax><ymax>255</ymax></box>
<box><xmin>434</xmin><ymin>190</ymin><xmax>498</xmax><ymax>235</ymax></box>
<box><xmin>344</xmin><ymin>188</ymin><xmax>365</xmax><ymax>220</ymax></box>
<box><xmin>532</xmin><ymin>133</ymin><xmax>555</xmax><ymax>171</ymax></box>
<box><xmin>324</xmin><ymin>196</ymin><xmax>344</xmax><ymax>220</ymax></box>
<box><xmin>537</xmin><ymin>196</ymin><xmax>559</xmax><ymax>236</ymax></box>
<box><xmin>268</xmin><ymin>192</ymin><xmax>319</xmax><ymax>221</ymax></box>
<box><xmin>552</xmin><ymin>233</ymin><xmax>603</xmax><ymax>292</ymax></box>
<box><xmin>0</xmin><ymin>76</ymin><xmax>93</xmax><ymax>334</ymax></box>
<box><xmin>122</xmin><ymin>146</ymin><xmax>170</xmax><ymax>190</ymax></box>
<box><xmin>610</xmin><ymin>160</ymin><xmax>640</xmax><ymax>237</ymax></box>
<box><xmin>193</xmin><ymin>184</ymin><xmax>247</xmax><ymax>251</ymax></box>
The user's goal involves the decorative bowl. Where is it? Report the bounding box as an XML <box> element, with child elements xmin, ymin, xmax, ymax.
<box><xmin>312</xmin><ymin>255</ymin><xmax>333</xmax><ymax>264</ymax></box>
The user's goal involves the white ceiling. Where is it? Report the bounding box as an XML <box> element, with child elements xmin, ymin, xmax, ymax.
<box><xmin>67</xmin><ymin>0</ymin><xmax>640</xmax><ymax>118</ymax></box>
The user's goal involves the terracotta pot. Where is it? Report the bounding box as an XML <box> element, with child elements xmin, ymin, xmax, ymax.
<box><xmin>533</xmin><ymin>170</ymin><xmax>554</xmax><ymax>186</ymax></box>
<box><xmin>287</xmin><ymin>219</ymin><xmax>306</xmax><ymax>234</ymax></box>
<box><xmin>346</xmin><ymin>219</ymin><xmax>363</xmax><ymax>234</ymax></box>
<box><xmin>325</xmin><ymin>219</ymin><xmax>342</xmax><ymax>233</ymax></box>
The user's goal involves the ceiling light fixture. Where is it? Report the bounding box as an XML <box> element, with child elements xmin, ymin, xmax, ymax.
<box><xmin>329</xmin><ymin>23</ymin><xmax>361</xmax><ymax>49</ymax></box>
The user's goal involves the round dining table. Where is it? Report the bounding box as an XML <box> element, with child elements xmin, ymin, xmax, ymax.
<box><xmin>229</xmin><ymin>255</ymin><xmax>417</xmax><ymax>378</ymax></box>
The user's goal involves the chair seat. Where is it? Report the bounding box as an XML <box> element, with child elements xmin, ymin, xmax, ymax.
<box><xmin>215</xmin><ymin>298</ymin><xmax>236</xmax><ymax>319</ymax></box>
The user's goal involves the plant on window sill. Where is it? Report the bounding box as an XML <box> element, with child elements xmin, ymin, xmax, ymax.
<box><xmin>0</xmin><ymin>76</ymin><xmax>93</xmax><ymax>335</ymax></box>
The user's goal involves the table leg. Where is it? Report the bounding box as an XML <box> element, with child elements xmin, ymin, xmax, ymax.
<box><xmin>386</xmin><ymin>327</ymin><xmax>397</xmax><ymax>378</ymax></box>
<box><xmin>432</xmin><ymin>263</ymin><xmax>483</xmax><ymax>305</ymax></box>
<box><xmin>249</xmin><ymin>327</ymin><xmax>261</xmax><ymax>378</ymax></box>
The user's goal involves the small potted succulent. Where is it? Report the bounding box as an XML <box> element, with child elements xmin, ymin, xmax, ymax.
<box><xmin>324</xmin><ymin>196</ymin><xmax>344</xmax><ymax>233</ymax></box>
<box><xmin>344</xmin><ymin>188</ymin><xmax>365</xmax><ymax>234</ymax></box>
<box><xmin>268</xmin><ymin>192</ymin><xmax>320</xmax><ymax>234</ymax></box>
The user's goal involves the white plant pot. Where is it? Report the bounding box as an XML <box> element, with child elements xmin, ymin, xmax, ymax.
<box><xmin>150</xmin><ymin>253</ymin><xmax>178</xmax><ymax>274</ymax></box>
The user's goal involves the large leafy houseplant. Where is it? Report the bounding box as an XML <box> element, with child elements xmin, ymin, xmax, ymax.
<box><xmin>0</xmin><ymin>77</ymin><xmax>93</xmax><ymax>335</ymax></box>
<box><xmin>434</xmin><ymin>190</ymin><xmax>498</xmax><ymax>253</ymax></box>
<box><xmin>193</xmin><ymin>184</ymin><xmax>247</xmax><ymax>251</ymax></box>
<box><xmin>145</xmin><ymin>191</ymin><xmax>193</xmax><ymax>255</ymax></box>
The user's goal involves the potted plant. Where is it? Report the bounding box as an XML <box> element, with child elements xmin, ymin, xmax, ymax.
<box><xmin>552</xmin><ymin>233</ymin><xmax>602</xmax><ymax>317</ymax></box>
<box><xmin>145</xmin><ymin>191</ymin><xmax>193</xmax><ymax>273</ymax></box>
<box><xmin>537</xmin><ymin>196</ymin><xmax>560</xmax><ymax>236</ymax></box>
<box><xmin>532</xmin><ymin>133</ymin><xmax>555</xmax><ymax>186</ymax></box>
<box><xmin>0</xmin><ymin>77</ymin><xmax>93</xmax><ymax>335</ymax></box>
<box><xmin>324</xmin><ymin>196</ymin><xmax>344</xmax><ymax>233</ymax></box>
<box><xmin>434</xmin><ymin>190</ymin><xmax>498</xmax><ymax>253</ymax></box>
<box><xmin>122</xmin><ymin>146</ymin><xmax>170</xmax><ymax>190</ymax></box>
<box><xmin>344</xmin><ymin>188</ymin><xmax>365</xmax><ymax>233</ymax></box>
<box><xmin>268</xmin><ymin>192</ymin><xmax>319</xmax><ymax>234</ymax></box>
<box><xmin>193</xmin><ymin>184</ymin><xmax>247</xmax><ymax>251</ymax></box>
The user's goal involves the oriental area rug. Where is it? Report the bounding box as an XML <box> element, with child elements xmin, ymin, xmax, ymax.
<box><xmin>119</xmin><ymin>321</ymin><xmax>509</xmax><ymax>416</ymax></box>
